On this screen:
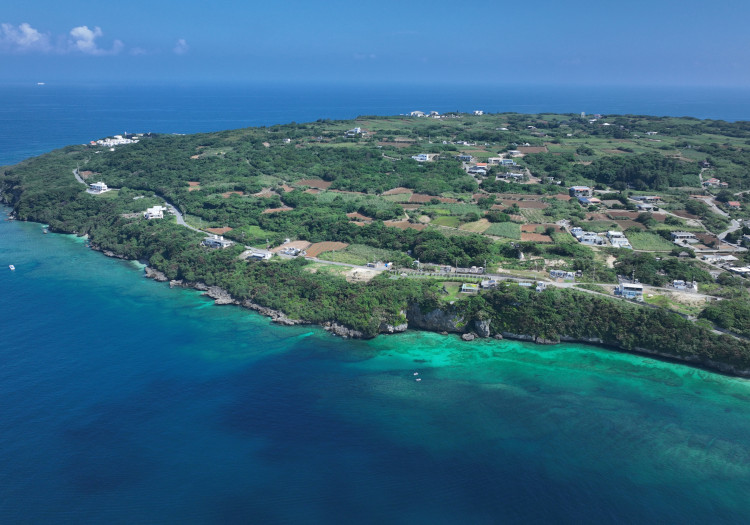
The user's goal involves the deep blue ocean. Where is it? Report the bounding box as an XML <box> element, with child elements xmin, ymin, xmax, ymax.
<box><xmin>2</xmin><ymin>83</ymin><xmax>750</xmax><ymax>524</ymax></box>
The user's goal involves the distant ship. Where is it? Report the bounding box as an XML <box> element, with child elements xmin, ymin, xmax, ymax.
<box><xmin>36</xmin><ymin>82</ymin><xmax>45</xmax><ymax>86</ymax></box>
<box><xmin>9</xmin><ymin>265</ymin><xmax>15</xmax><ymax>271</ymax></box>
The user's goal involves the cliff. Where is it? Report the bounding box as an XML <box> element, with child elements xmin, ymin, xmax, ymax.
<box><xmin>139</xmin><ymin>266</ymin><xmax>750</xmax><ymax>377</ymax></box>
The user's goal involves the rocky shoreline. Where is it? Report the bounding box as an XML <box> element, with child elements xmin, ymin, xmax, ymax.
<box><xmin>21</xmin><ymin>225</ymin><xmax>749</xmax><ymax>377</ymax></box>
<box><xmin>138</xmin><ymin>265</ymin><xmax>750</xmax><ymax>377</ymax></box>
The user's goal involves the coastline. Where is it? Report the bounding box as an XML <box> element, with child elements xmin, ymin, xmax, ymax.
<box><xmin>134</xmin><ymin>259</ymin><xmax>750</xmax><ymax>378</ymax></box>
<box><xmin>6</xmin><ymin>200</ymin><xmax>750</xmax><ymax>378</ymax></box>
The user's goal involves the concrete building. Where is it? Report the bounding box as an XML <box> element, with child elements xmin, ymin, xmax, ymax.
<box><xmin>89</xmin><ymin>181</ymin><xmax>109</xmax><ymax>194</ymax></box>
<box><xmin>616</xmin><ymin>282</ymin><xmax>643</xmax><ymax>300</ymax></box>
<box><xmin>671</xmin><ymin>231</ymin><xmax>698</xmax><ymax>243</ymax></box>
<box><xmin>144</xmin><ymin>205</ymin><xmax>166</xmax><ymax>219</ymax></box>
<box><xmin>202</xmin><ymin>235</ymin><xmax>233</xmax><ymax>249</ymax></box>
<box><xmin>569</xmin><ymin>186</ymin><xmax>592</xmax><ymax>198</ymax></box>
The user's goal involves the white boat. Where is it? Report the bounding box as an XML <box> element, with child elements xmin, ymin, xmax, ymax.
<box><xmin>9</xmin><ymin>265</ymin><xmax>15</xmax><ymax>270</ymax></box>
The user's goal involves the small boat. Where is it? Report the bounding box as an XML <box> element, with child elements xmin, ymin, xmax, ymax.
<box><xmin>43</xmin><ymin>229</ymin><xmax>48</xmax><ymax>234</ymax></box>
<box><xmin>9</xmin><ymin>265</ymin><xmax>15</xmax><ymax>271</ymax></box>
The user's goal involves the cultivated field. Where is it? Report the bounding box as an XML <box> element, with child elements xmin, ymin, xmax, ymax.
<box><xmin>318</xmin><ymin>244</ymin><xmax>400</xmax><ymax>265</ymax></box>
<box><xmin>485</xmin><ymin>222</ymin><xmax>521</xmax><ymax>239</ymax></box>
<box><xmin>459</xmin><ymin>219</ymin><xmax>491</xmax><ymax>233</ymax></box>
<box><xmin>627</xmin><ymin>232</ymin><xmax>678</xmax><ymax>251</ymax></box>
<box><xmin>306</xmin><ymin>241</ymin><xmax>349</xmax><ymax>258</ymax></box>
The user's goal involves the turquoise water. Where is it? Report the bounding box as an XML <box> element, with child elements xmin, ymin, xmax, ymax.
<box><xmin>2</xmin><ymin>210</ymin><xmax>750</xmax><ymax>523</ymax></box>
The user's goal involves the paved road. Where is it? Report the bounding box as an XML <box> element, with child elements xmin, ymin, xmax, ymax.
<box><xmin>73</xmin><ymin>167</ymin><xmax>205</xmax><ymax>234</ymax></box>
<box><xmin>160</xmin><ymin>197</ymin><xmax>204</xmax><ymax>233</ymax></box>
<box><xmin>73</xmin><ymin>167</ymin><xmax>86</xmax><ymax>184</ymax></box>
<box><xmin>718</xmin><ymin>219</ymin><xmax>742</xmax><ymax>240</ymax></box>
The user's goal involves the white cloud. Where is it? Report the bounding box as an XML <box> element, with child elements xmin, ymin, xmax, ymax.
<box><xmin>0</xmin><ymin>22</ymin><xmax>52</xmax><ymax>53</ymax></box>
<box><xmin>69</xmin><ymin>25</ymin><xmax>123</xmax><ymax>55</ymax></box>
<box><xmin>173</xmin><ymin>38</ymin><xmax>189</xmax><ymax>55</ymax></box>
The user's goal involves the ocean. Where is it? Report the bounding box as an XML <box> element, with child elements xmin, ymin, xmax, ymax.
<box><xmin>2</xmin><ymin>83</ymin><xmax>750</xmax><ymax>524</ymax></box>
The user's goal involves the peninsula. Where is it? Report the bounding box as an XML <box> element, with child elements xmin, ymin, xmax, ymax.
<box><xmin>4</xmin><ymin>112</ymin><xmax>750</xmax><ymax>375</ymax></box>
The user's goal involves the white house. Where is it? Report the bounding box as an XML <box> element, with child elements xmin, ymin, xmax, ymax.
<box><xmin>202</xmin><ymin>235</ymin><xmax>233</xmax><ymax>249</ymax></box>
<box><xmin>345</xmin><ymin>127</ymin><xmax>366</xmax><ymax>137</ymax></box>
<box><xmin>607</xmin><ymin>231</ymin><xmax>632</xmax><ymax>249</ymax></box>
<box><xmin>89</xmin><ymin>181</ymin><xmax>109</xmax><ymax>194</ymax></box>
<box><xmin>144</xmin><ymin>205</ymin><xmax>167</xmax><ymax>219</ymax></box>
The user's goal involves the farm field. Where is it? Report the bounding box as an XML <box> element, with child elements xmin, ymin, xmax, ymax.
<box><xmin>306</xmin><ymin>242</ymin><xmax>349</xmax><ymax>258</ymax></box>
<box><xmin>485</xmin><ymin>222</ymin><xmax>521</xmax><ymax>239</ymax></box>
<box><xmin>627</xmin><ymin>231</ymin><xmax>678</xmax><ymax>251</ymax></box>
<box><xmin>459</xmin><ymin>219</ymin><xmax>491</xmax><ymax>233</ymax></box>
<box><xmin>317</xmin><ymin>244</ymin><xmax>400</xmax><ymax>265</ymax></box>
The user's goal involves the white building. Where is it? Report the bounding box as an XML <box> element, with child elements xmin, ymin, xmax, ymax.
<box><xmin>246</xmin><ymin>248</ymin><xmax>273</xmax><ymax>260</ymax></box>
<box><xmin>202</xmin><ymin>235</ymin><xmax>233</xmax><ymax>249</ymax></box>
<box><xmin>144</xmin><ymin>205</ymin><xmax>167</xmax><ymax>219</ymax></box>
<box><xmin>92</xmin><ymin>136</ymin><xmax>139</xmax><ymax>147</ymax></box>
<box><xmin>607</xmin><ymin>231</ymin><xmax>632</xmax><ymax>249</ymax></box>
<box><xmin>89</xmin><ymin>181</ymin><xmax>109</xmax><ymax>194</ymax></box>
<box><xmin>616</xmin><ymin>282</ymin><xmax>643</xmax><ymax>300</ymax></box>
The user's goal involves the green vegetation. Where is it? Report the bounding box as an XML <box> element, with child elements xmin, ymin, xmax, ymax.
<box><xmin>626</xmin><ymin>231</ymin><xmax>676</xmax><ymax>251</ymax></box>
<box><xmin>700</xmin><ymin>298</ymin><xmax>750</xmax><ymax>337</ymax></box>
<box><xmin>5</xmin><ymin>111</ymin><xmax>750</xmax><ymax>374</ymax></box>
<box><xmin>485</xmin><ymin>222</ymin><xmax>521</xmax><ymax>239</ymax></box>
<box><xmin>317</xmin><ymin>244</ymin><xmax>406</xmax><ymax>266</ymax></box>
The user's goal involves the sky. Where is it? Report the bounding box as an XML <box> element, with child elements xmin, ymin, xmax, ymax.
<box><xmin>2</xmin><ymin>0</ymin><xmax>750</xmax><ymax>86</ymax></box>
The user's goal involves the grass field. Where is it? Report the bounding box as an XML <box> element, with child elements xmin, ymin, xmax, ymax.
<box><xmin>551</xmin><ymin>231</ymin><xmax>576</xmax><ymax>244</ymax></box>
<box><xmin>581</xmin><ymin>220</ymin><xmax>622</xmax><ymax>232</ymax></box>
<box><xmin>432</xmin><ymin>216</ymin><xmax>461</xmax><ymax>228</ymax></box>
<box><xmin>95</xmin><ymin>189</ymin><xmax>120</xmax><ymax>199</ymax></box>
<box><xmin>233</xmin><ymin>224</ymin><xmax>274</xmax><ymax>243</ymax></box>
<box><xmin>643</xmin><ymin>294</ymin><xmax>704</xmax><ymax>317</ymax></box>
<box><xmin>317</xmin><ymin>244</ymin><xmax>400</xmax><ymax>265</ymax></box>
<box><xmin>627</xmin><ymin>231</ymin><xmax>676</xmax><ymax>251</ymax></box>
<box><xmin>422</xmin><ymin>203</ymin><xmax>482</xmax><ymax>216</ymax></box>
<box><xmin>518</xmin><ymin>208</ymin><xmax>548</xmax><ymax>223</ymax></box>
<box><xmin>485</xmin><ymin>222</ymin><xmax>521</xmax><ymax>239</ymax></box>
<box><xmin>440</xmin><ymin>282</ymin><xmax>464</xmax><ymax>302</ymax></box>
<box><xmin>381</xmin><ymin>193</ymin><xmax>412</xmax><ymax>203</ymax></box>
<box><xmin>184</xmin><ymin>213</ymin><xmax>211</xmax><ymax>229</ymax></box>
<box><xmin>459</xmin><ymin>219</ymin><xmax>491</xmax><ymax>233</ymax></box>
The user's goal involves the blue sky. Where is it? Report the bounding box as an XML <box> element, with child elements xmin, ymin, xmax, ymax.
<box><xmin>3</xmin><ymin>0</ymin><xmax>750</xmax><ymax>86</ymax></box>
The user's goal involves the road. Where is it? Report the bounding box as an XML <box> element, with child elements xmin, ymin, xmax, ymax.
<box><xmin>73</xmin><ymin>167</ymin><xmax>86</xmax><ymax>184</ymax></box>
<box><xmin>73</xmin><ymin>168</ymin><xmax>205</xmax><ymax>234</ymax></box>
<box><xmin>70</xmin><ymin>168</ymin><xmax>723</xmax><ymax>313</ymax></box>
<box><xmin>161</xmin><ymin>197</ymin><xmax>204</xmax><ymax>233</ymax></box>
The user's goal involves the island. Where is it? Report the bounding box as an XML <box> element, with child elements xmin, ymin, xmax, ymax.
<box><xmin>4</xmin><ymin>113</ymin><xmax>750</xmax><ymax>375</ymax></box>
